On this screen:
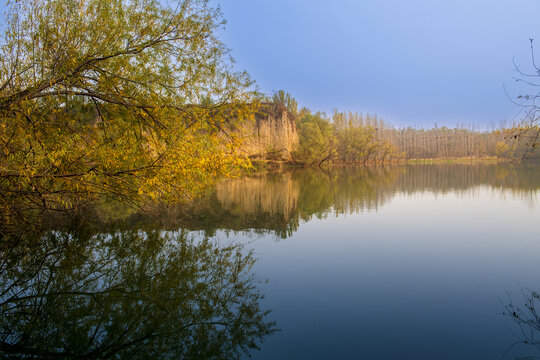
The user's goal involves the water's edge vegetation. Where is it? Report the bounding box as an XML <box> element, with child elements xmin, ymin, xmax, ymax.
<box><xmin>265</xmin><ymin>91</ymin><xmax>540</xmax><ymax>168</ymax></box>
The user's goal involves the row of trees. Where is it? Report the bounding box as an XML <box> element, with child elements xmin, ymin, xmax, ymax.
<box><xmin>270</xmin><ymin>94</ymin><xmax>401</xmax><ymax>167</ymax></box>
<box><xmin>349</xmin><ymin>115</ymin><xmax>539</xmax><ymax>161</ymax></box>
<box><xmin>292</xmin><ymin>111</ymin><xmax>401</xmax><ymax>166</ymax></box>
<box><xmin>271</xmin><ymin>92</ymin><xmax>539</xmax><ymax>166</ymax></box>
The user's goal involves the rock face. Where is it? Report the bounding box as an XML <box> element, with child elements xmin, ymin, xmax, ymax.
<box><xmin>238</xmin><ymin>103</ymin><xmax>299</xmax><ymax>161</ymax></box>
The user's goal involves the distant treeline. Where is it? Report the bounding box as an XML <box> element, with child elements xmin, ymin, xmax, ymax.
<box><xmin>335</xmin><ymin>111</ymin><xmax>538</xmax><ymax>161</ymax></box>
<box><xmin>271</xmin><ymin>91</ymin><xmax>540</xmax><ymax>165</ymax></box>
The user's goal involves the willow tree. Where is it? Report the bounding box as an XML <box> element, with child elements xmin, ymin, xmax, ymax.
<box><xmin>0</xmin><ymin>0</ymin><xmax>256</xmax><ymax>221</ymax></box>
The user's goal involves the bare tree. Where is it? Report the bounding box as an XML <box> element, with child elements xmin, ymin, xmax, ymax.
<box><xmin>508</xmin><ymin>39</ymin><xmax>540</xmax><ymax>159</ymax></box>
<box><xmin>503</xmin><ymin>288</ymin><xmax>540</xmax><ymax>359</ymax></box>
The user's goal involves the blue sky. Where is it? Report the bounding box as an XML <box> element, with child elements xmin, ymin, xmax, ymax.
<box><xmin>210</xmin><ymin>0</ymin><xmax>540</xmax><ymax>128</ymax></box>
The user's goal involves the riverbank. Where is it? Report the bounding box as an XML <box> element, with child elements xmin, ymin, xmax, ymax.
<box><xmin>249</xmin><ymin>156</ymin><xmax>514</xmax><ymax>171</ymax></box>
<box><xmin>403</xmin><ymin>156</ymin><xmax>512</xmax><ymax>165</ymax></box>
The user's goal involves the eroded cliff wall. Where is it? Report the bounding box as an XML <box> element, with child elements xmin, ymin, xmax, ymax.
<box><xmin>238</xmin><ymin>104</ymin><xmax>299</xmax><ymax>161</ymax></box>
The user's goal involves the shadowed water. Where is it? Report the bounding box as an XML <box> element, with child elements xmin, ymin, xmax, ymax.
<box><xmin>1</xmin><ymin>163</ymin><xmax>540</xmax><ymax>359</ymax></box>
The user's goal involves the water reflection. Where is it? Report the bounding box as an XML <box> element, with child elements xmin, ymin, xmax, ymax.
<box><xmin>122</xmin><ymin>163</ymin><xmax>540</xmax><ymax>238</ymax></box>
<box><xmin>0</xmin><ymin>229</ymin><xmax>276</xmax><ymax>359</ymax></box>
<box><xmin>1</xmin><ymin>163</ymin><xmax>539</xmax><ymax>359</ymax></box>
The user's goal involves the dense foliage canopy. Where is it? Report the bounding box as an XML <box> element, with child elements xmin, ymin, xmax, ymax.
<box><xmin>0</xmin><ymin>0</ymin><xmax>256</xmax><ymax>224</ymax></box>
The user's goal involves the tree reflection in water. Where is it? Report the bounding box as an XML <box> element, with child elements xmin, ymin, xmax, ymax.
<box><xmin>0</xmin><ymin>228</ymin><xmax>276</xmax><ymax>359</ymax></box>
<box><xmin>116</xmin><ymin>163</ymin><xmax>540</xmax><ymax>239</ymax></box>
<box><xmin>1</xmin><ymin>163</ymin><xmax>539</xmax><ymax>358</ymax></box>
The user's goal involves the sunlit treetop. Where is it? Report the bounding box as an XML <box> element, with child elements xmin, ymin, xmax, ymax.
<box><xmin>0</xmin><ymin>0</ymin><xmax>259</xmax><ymax>226</ymax></box>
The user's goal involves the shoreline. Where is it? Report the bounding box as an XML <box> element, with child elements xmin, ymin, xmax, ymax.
<box><xmin>248</xmin><ymin>156</ymin><xmax>517</xmax><ymax>171</ymax></box>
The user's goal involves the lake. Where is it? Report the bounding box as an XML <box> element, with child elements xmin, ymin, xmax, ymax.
<box><xmin>207</xmin><ymin>163</ymin><xmax>540</xmax><ymax>359</ymax></box>
<box><xmin>2</xmin><ymin>163</ymin><xmax>540</xmax><ymax>359</ymax></box>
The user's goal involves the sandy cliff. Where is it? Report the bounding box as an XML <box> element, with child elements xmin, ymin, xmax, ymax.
<box><xmin>238</xmin><ymin>103</ymin><xmax>299</xmax><ymax>161</ymax></box>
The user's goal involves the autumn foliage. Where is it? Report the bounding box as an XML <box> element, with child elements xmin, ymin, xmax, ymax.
<box><xmin>0</xmin><ymin>0</ymin><xmax>257</xmax><ymax>221</ymax></box>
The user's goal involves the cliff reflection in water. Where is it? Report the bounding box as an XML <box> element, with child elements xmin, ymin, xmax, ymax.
<box><xmin>134</xmin><ymin>163</ymin><xmax>540</xmax><ymax>239</ymax></box>
<box><xmin>0</xmin><ymin>229</ymin><xmax>276</xmax><ymax>359</ymax></box>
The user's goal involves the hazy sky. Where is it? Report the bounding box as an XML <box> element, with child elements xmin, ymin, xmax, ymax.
<box><xmin>211</xmin><ymin>0</ymin><xmax>540</xmax><ymax>128</ymax></box>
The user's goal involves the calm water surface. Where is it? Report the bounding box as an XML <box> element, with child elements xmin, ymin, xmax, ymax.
<box><xmin>204</xmin><ymin>164</ymin><xmax>540</xmax><ymax>359</ymax></box>
<box><xmin>3</xmin><ymin>163</ymin><xmax>540</xmax><ymax>359</ymax></box>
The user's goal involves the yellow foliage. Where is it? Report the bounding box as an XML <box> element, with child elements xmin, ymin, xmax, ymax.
<box><xmin>0</xmin><ymin>0</ymin><xmax>258</xmax><ymax>218</ymax></box>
